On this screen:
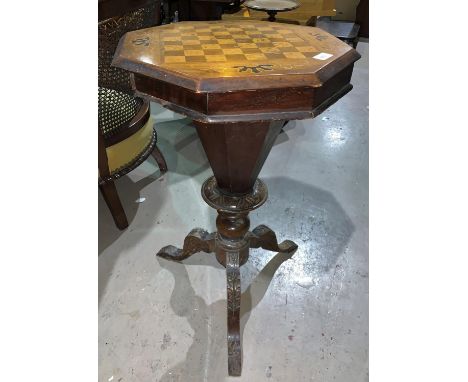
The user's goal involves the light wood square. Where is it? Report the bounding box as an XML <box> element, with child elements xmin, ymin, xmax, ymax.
<box><xmin>223</xmin><ymin>48</ymin><xmax>243</xmax><ymax>55</ymax></box>
<box><xmin>163</xmin><ymin>36</ymin><xmax>179</xmax><ymax>42</ymax></box>
<box><xmin>206</xmin><ymin>55</ymin><xmax>227</xmax><ymax>62</ymax></box>
<box><xmin>202</xmin><ymin>44</ymin><xmax>221</xmax><ymax>50</ymax></box>
<box><xmin>238</xmin><ymin>43</ymin><xmax>258</xmax><ymax>49</ymax></box>
<box><xmin>217</xmin><ymin>39</ymin><xmax>236</xmax><ymax>45</ymax></box>
<box><xmin>164</xmin><ymin>56</ymin><xmax>186</xmax><ymax>63</ymax></box>
<box><xmin>165</xmin><ymin>45</ymin><xmax>184</xmax><ymax>51</ymax></box>
<box><xmin>283</xmin><ymin>52</ymin><xmax>307</xmax><ymax>59</ymax></box>
<box><xmin>185</xmin><ymin>50</ymin><xmax>204</xmax><ymax>56</ymax></box>
<box><xmin>245</xmin><ymin>53</ymin><xmax>267</xmax><ymax>60</ymax></box>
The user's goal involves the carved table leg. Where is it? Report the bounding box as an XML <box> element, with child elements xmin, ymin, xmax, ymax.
<box><xmin>156</xmin><ymin>176</ymin><xmax>297</xmax><ymax>376</ymax></box>
<box><xmin>248</xmin><ymin>224</ymin><xmax>298</xmax><ymax>254</ymax></box>
<box><xmin>215</xmin><ymin>211</ymin><xmax>250</xmax><ymax>376</ymax></box>
<box><xmin>157</xmin><ymin>228</ymin><xmax>216</xmax><ymax>261</ymax></box>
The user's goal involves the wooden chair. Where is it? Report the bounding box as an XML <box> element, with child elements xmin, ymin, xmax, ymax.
<box><xmin>98</xmin><ymin>0</ymin><xmax>167</xmax><ymax>230</ymax></box>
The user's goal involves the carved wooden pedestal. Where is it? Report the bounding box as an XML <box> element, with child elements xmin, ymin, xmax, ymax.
<box><xmin>157</xmin><ymin>176</ymin><xmax>297</xmax><ymax>376</ymax></box>
<box><xmin>112</xmin><ymin>20</ymin><xmax>359</xmax><ymax>376</ymax></box>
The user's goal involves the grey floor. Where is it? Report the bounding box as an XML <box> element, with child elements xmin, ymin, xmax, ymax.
<box><xmin>99</xmin><ymin>41</ymin><xmax>368</xmax><ymax>382</ymax></box>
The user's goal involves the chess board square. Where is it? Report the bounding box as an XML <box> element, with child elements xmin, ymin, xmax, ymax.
<box><xmin>206</xmin><ymin>55</ymin><xmax>227</xmax><ymax>62</ymax></box>
<box><xmin>164</xmin><ymin>45</ymin><xmax>184</xmax><ymax>51</ymax></box>
<box><xmin>283</xmin><ymin>52</ymin><xmax>307</xmax><ymax>59</ymax></box>
<box><xmin>204</xmin><ymin>49</ymin><xmax>224</xmax><ymax>55</ymax></box>
<box><xmin>183</xmin><ymin>40</ymin><xmax>202</xmax><ymax>46</ymax></box>
<box><xmin>234</xmin><ymin>38</ymin><xmax>251</xmax><ymax>44</ymax></box>
<box><xmin>238</xmin><ymin>43</ymin><xmax>258</xmax><ymax>49</ymax></box>
<box><xmin>198</xmin><ymin>35</ymin><xmax>213</xmax><ymax>41</ymax></box>
<box><xmin>185</xmin><ymin>56</ymin><xmax>207</xmax><ymax>63</ymax></box>
<box><xmin>163</xmin><ymin>36</ymin><xmax>179</xmax><ymax>42</ymax></box>
<box><xmin>226</xmin><ymin>27</ymin><xmax>243</xmax><ymax>32</ymax></box>
<box><xmin>164</xmin><ymin>41</ymin><xmax>183</xmax><ymax>45</ymax></box>
<box><xmin>260</xmin><ymin>47</ymin><xmax>282</xmax><ymax>54</ymax></box>
<box><xmin>185</xmin><ymin>50</ymin><xmax>204</xmax><ymax>56</ymax></box>
<box><xmin>280</xmin><ymin>47</ymin><xmax>300</xmax><ymax>53</ymax></box>
<box><xmin>225</xmin><ymin>54</ymin><xmax>247</xmax><ymax>61</ymax></box>
<box><xmin>234</xmin><ymin>34</ymin><xmax>250</xmax><ymax>39</ymax></box>
<box><xmin>218</xmin><ymin>44</ymin><xmax>237</xmax><ymax>49</ymax></box>
<box><xmin>202</xmin><ymin>44</ymin><xmax>222</xmax><ymax>50</ymax></box>
<box><xmin>197</xmin><ymin>28</ymin><xmax>211</xmax><ymax>33</ymax></box>
<box><xmin>242</xmin><ymin>48</ymin><xmax>263</xmax><ymax>54</ymax></box>
<box><xmin>218</xmin><ymin>39</ymin><xmax>236</xmax><ymax>45</ymax></box>
<box><xmin>164</xmin><ymin>56</ymin><xmax>186</xmax><ymax>63</ymax></box>
<box><xmin>256</xmin><ymin>42</ymin><xmax>274</xmax><ymax>48</ymax></box>
<box><xmin>245</xmin><ymin>53</ymin><xmax>267</xmax><ymax>60</ymax></box>
<box><xmin>164</xmin><ymin>50</ymin><xmax>184</xmax><ymax>56</ymax></box>
<box><xmin>253</xmin><ymin>38</ymin><xmax>271</xmax><ymax>44</ymax></box>
<box><xmin>213</xmin><ymin>31</ymin><xmax>230</xmax><ymax>36</ymax></box>
<box><xmin>202</xmin><ymin>40</ymin><xmax>219</xmax><ymax>45</ymax></box>
<box><xmin>273</xmin><ymin>41</ymin><xmax>294</xmax><ymax>48</ymax></box>
<box><xmin>296</xmin><ymin>46</ymin><xmax>318</xmax><ymax>53</ymax></box>
<box><xmin>265</xmin><ymin>53</ymin><xmax>282</xmax><ymax>59</ymax></box>
<box><xmin>222</xmin><ymin>48</ymin><xmax>243</xmax><ymax>55</ymax></box>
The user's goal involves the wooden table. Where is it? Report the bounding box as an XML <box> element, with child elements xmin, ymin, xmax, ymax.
<box><xmin>113</xmin><ymin>20</ymin><xmax>360</xmax><ymax>376</ymax></box>
<box><xmin>244</xmin><ymin>0</ymin><xmax>299</xmax><ymax>22</ymax></box>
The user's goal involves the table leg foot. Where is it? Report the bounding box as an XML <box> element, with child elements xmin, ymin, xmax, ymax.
<box><xmin>248</xmin><ymin>224</ymin><xmax>298</xmax><ymax>254</ymax></box>
<box><xmin>226</xmin><ymin>251</ymin><xmax>241</xmax><ymax>376</ymax></box>
<box><xmin>156</xmin><ymin>228</ymin><xmax>216</xmax><ymax>261</ymax></box>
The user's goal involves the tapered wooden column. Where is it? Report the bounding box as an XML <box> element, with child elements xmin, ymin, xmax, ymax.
<box><xmin>195</xmin><ymin>120</ymin><xmax>284</xmax><ymax>194</ymax></box>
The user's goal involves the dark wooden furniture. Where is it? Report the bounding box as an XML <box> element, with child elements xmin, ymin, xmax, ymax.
<box><xmin>316</xmin><ymin>17</ymin><xmax>360</xmax><ymax>48</ymax></box>
<box><xmin>162</xmin><ymin>0</ymin><xmax>230</xmax><ymax>22</ymax></box>
<box><xmin>355</xmin><ymin>0</ymin><xmax>368</xmax><ymax>38</ymax></box>
<box><xmin>244</xmin><ymin>0</ymin><xmax>299</xmax><ymax>22</ymax></box>
<box><xmin>113</xmin><ymin>20</ymin><xmax>360</xmax><ymax>374</ymax></box>
<box><xmin>98</xmin><ymin>0</ymin><xmax>167</xmax><ymax>230</ymax></box>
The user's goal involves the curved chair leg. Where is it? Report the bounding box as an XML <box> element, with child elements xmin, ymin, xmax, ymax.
<box><xmin>99</xmin><ymin>181</ymin><xmax>128</xmax><ymax>230</ymax></box>
<box><xmin>151</xmin><ymin>145</ymin><xmax>168</xmax><ymax>173</ymax></box>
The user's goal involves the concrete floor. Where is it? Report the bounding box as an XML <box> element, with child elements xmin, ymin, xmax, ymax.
<box><xmin>99</xmin><ymin>41</ymin><xmax>368</xmax><ymax>382</ymax></box>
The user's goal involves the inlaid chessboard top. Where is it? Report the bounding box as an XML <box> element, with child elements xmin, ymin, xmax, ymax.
<box><xmin>113</xmin><ymin>20</ymin><xmax>360</xmax><ymax>92</ymax></box>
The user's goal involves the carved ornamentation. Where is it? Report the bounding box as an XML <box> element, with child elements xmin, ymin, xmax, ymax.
<box><xmin>157</xmin><ymin>228</ymin><xmax>216</xmax><ymax>261</ymax></box>
<box><xmin>201</xmin><ymin>176</ymin><xmax>268</xmax><ymax>212</ymax></box>
<box><xmin>156</xmin><ymin>177</ymin><xmax>298</xmax><ymax>377</ymax></box>
<box><xmin>233</xmin><ymin>64</ymin><xmax>273</xmax><ymax>73</ymax></box>
<box><xmin>312</xmin><ymin>33</ymin><xmax>328</xmax><ymax>41</ymax></box>
<box><xmin>226</xmin><ymin>251</ymin><xmax>241</xmax><ymax>376</ymax></box>
<box><xmin>248</xmin><ymin>224</ymin><xmax>298</xmax><ymax>253</ymax></box>
<box><xmin>132</xmin><ymin>37</ymin><xmax>150</xmax><ymax>46</ymax></box>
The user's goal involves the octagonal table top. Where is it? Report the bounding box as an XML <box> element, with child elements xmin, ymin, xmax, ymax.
<box><xmin>112</xmin><ymin>20</ymin><xmax>360</xmax><ymax>93</ymax></box>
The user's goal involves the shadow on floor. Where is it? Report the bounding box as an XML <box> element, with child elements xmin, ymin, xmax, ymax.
<box><xmin>153</xmin><ymin>177</ymin><xmax>354</xmax><ymax>379</ymax></box>
<box><xmin>156</xmin><ymin>250</ymin><xmax>294</xmax><ymax>381</ymax></box>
